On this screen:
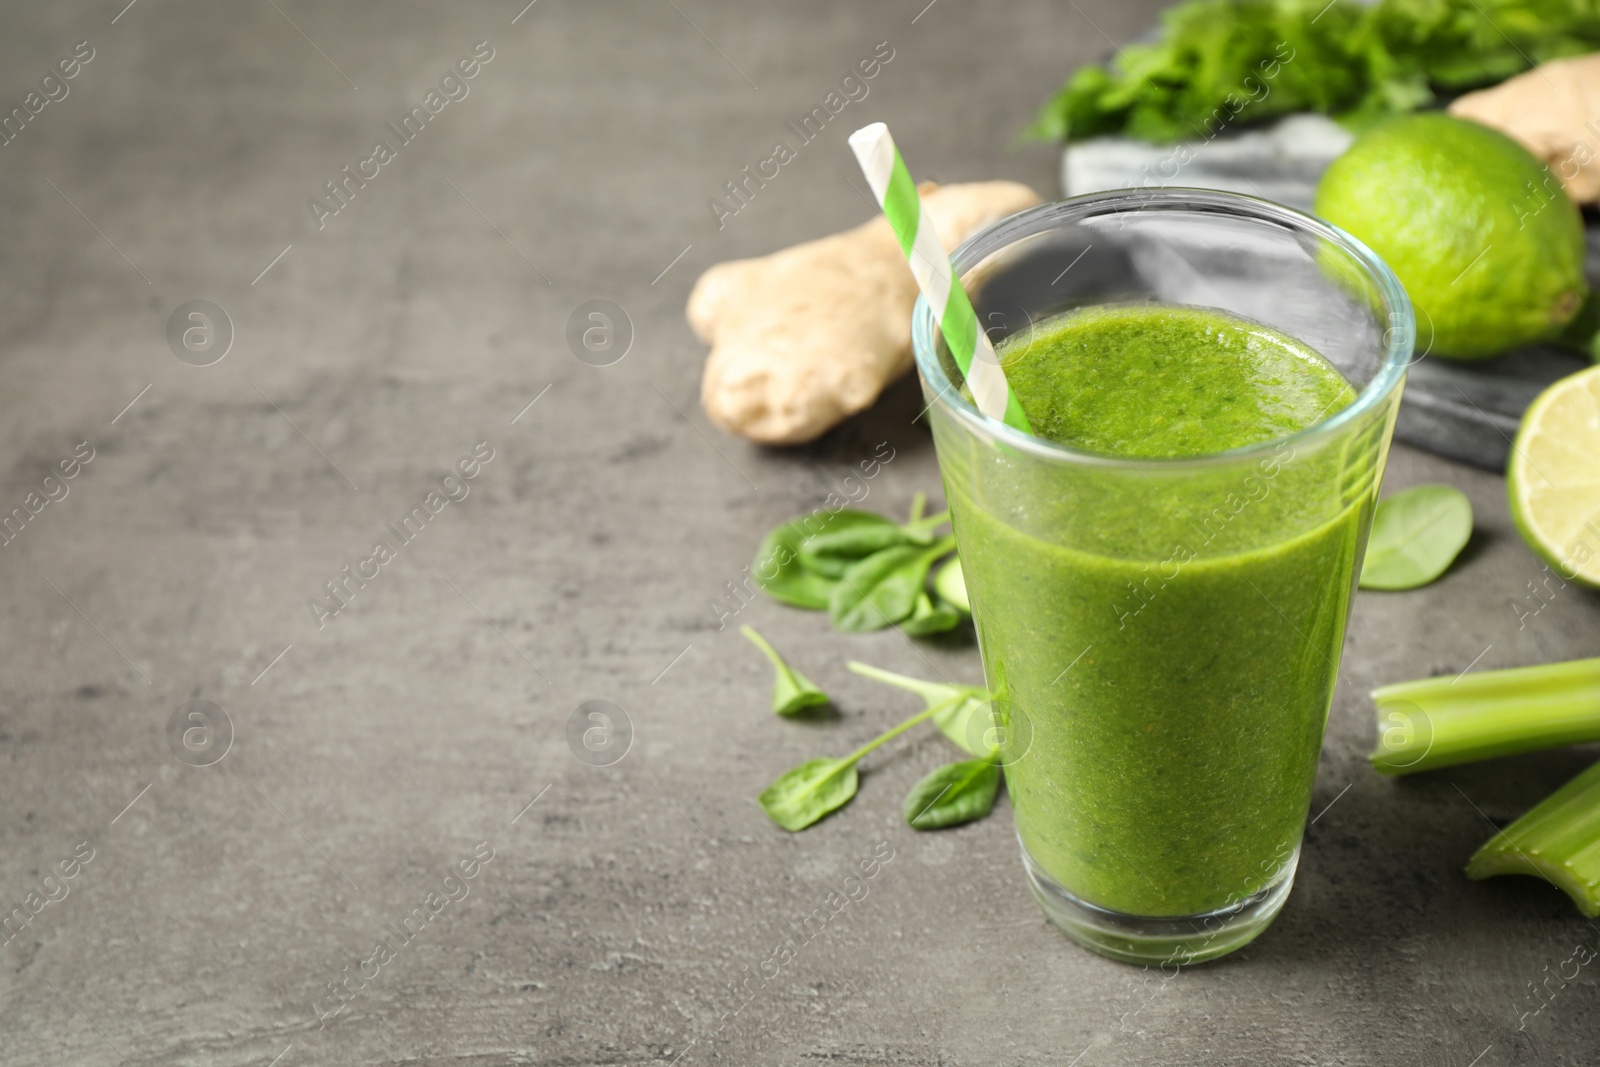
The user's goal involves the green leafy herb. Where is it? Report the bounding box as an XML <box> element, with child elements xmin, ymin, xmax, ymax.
<box><xmin>904</xmin><ymin>757</ymin><xmax>1001</xmax><ymax>830</ymax></box>
<box><xmin>1466</xmin><ymin>759</ymin><xmax>1600</xmax><ymax>917</ymax></box>
<box><xmin>1030</xmin><ymin>0</ymin><xmax>1600</xmax><ymax>144</ymax></box>
<box><xmin>758</xmin><ymin>757</ymin><xmax>860</xmax><ymax>832</ymax></box>
<box><xmin>758</xmin><ymin>697</ymin><xmax>954</xmax><ymax>831</ymax></box>
<box><xmin>1371</xmin><ymin>656</ymin><xmax>1600</xmax><ymax>775</ymax></box>
<box><xmin>741</xmin><ymin>626</ymin><xmax>831</xmax><ymax>716</ymax></box>
<box><xmin>800</xmin><ymin>504</ymin><xmax>951</xmax><ymax>585</ymax></box>
<box><xmin>751</xmin><ymin>509</ymin><xmax>891</xmax><ymax>609</ymax></box>
<box><xmin>900</xmin><ymin>592</ymin><xmax>963</xmax><ymax>636</ymax></box>
<box><xmin>1359</xmin><ymin>484</ymin><xmax>1473</xmax><ymax>590</ymax></box>
<box><xmin>847</xmin><ymin>661</ymin><xmax>993</xmax><ymax>758</ymax></box>
<box><xmin>933</xmin><ymin>556</ymin><xmax>970</xmax><ymax>614</ymax></box>
<box><xmin>829</xmin><ymin>536</ymin><xmax>957</xmax><ymax>632</ymax></box>
<box><xmin>752</xmin><ymin>502</ymin><xmax>957</xmax><ymax>637</ymax></box>
<box><xmin>800</xmin><ymin>519</ymin><xmax>937</xmax><ymax>577</ymax></box>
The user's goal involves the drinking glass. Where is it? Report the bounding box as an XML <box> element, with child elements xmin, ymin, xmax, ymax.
<box><xmin>912</xmin><ymin>189</ymin><xmax>1411</xmax><ymax>965</ymax></box>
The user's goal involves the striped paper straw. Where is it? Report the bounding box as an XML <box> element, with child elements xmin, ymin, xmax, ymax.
<box><xmin>847</xmin><ymin>122</ymin><xmax>1031</xmax><ymax>432</ymax></box>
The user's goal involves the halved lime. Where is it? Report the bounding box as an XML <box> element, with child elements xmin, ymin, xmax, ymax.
<box><xmin>1508</xmin><ymin>365</ymin><xmax>1600</xmax><ymax>587</ymax></box>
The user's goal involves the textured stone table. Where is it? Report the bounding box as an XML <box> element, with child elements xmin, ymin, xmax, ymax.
<box><xmin>1</xmin><ymin>3</ymin><xmax>1597</xmax><ymax>1065</ymax></box>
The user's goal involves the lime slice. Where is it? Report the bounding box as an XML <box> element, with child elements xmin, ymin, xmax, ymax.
<box><xmin>1508</xmin><ymin>365</ymin><xmax>1600</xmax><ymax>587</ymax></box>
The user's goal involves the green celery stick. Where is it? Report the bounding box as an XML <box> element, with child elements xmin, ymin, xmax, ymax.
<box><xmin>1371</xmin><ymin>657</ymin><xmax>1600</xmax><ymax>775</ymax></box>
<box><xmin>1466</xmin><ymin>760</ymin><xmax>1600</xmax><ymax>917</ymax></box>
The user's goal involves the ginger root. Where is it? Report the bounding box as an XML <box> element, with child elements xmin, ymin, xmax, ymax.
<box><xmin>688</xmin><ymin>180</ymin><xmax>1041</xmax><ymax>445</ymax></box>
<box><xmin>1450</xmin><ymin>53</ymin><xmax>1600</xmax><ymax>204</ymax></box>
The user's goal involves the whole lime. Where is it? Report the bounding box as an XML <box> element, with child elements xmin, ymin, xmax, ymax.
<box><xmin>1315</xmin><ymin>114</ymin><xmax>1587</xmax><ymax>361</ymax></box>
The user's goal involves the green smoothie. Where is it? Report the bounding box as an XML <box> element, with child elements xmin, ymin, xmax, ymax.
<box><xmin>955</xmin><ymin>303</ymin><xmax>1362</xmax><ymax>918</ymax></box>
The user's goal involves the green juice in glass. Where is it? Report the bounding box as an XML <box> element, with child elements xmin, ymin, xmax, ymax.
<box><xmin>954</xmin><ymin>303</ymin><xmax>1361</xmax><ymax>920</ymax></box>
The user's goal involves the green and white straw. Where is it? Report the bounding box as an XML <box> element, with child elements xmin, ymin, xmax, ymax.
<box><xmin>847</xmin><ymin>122</ymin><xmax>1031</xmax><ymax>432</ymax></box>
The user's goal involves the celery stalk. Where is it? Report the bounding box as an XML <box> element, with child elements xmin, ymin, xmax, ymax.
<box><xmin>1466</xmin><ymin>760</ymin><xmax>1600</xmax><ymax>917</ymax></box>
<box><xmin>1370</xmin><ymin>657</ymin><xmax>1600</xmax><ymax>776</ymax></box>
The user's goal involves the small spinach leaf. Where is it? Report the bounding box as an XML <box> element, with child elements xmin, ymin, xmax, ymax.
<box><xmin>758</xmin><ymin>757</ymin><xmax>858</xmax><ymax>831</ymax></box>
<box><xmin>801</xmin><ymin>520</ymin><xmax>920</xmax><ymax>577</ymax></box>
<box><xmin>903</xmin><ymin>758</ymin><xmax>1001</xmax><ymax>830</ymax></box>
<box><xmin>900</xmin><ymin>592</ymin><xmax>963</xmax><ymax>636</ymax></box>
<box><xmin>741</xmin><ymin>626</ymin><xmax>830</xmax><ymax>716</ymax></box>
<box><xmin>848</xmin><ymin>661</ymin><xmax>967</xmax><ymax>707</ymax></box>
<box><xmin>757</xmin><ymin>682</ymin><xmax>963</xmax><ymax>832</ymax></box>
<box><xmin>934</xmin><ymin>556</ymin><xmax>970</xmax><ymax>614</ymax></box>
<box><xmin>829</xmin><ymin>537</ymin><xmax>957</xmax><ymax>632</ymax></box>
<box><xmin>1359</xmin><ymin>484</ymin><xmax>1473</xmax><ymax>591</ymax></box>
<box><xmin>932</xmin><ymin>693</ymin><xmax>996</xmax><ymax>757</ymax></box>
<box><xmin>847</xmin><ymin>661</ymin><xmax>992</xmax><ymax>757</ymax></box>
<box><xmin>751</xmin><ymin>510</ymin><xmax>887</xmax><ymax>609</ymax></box>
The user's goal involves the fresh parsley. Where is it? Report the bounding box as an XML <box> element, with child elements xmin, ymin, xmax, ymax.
<box><xmin>1030</xmin><ymin>0</ymin><xmax>1600</xmax><ymax>144</ymax></box>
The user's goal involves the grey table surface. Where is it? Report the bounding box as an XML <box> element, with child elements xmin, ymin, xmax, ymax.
<box><xmin>1</xmin><ymin>3</ymin><xmax>1597</xmax><ymax>1065</ymax></box>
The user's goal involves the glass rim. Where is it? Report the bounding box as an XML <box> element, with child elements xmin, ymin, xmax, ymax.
<box><xmin>911</xmin><ymin>187</ymin><xmax>1414</xmax><ymax>470</ymax></box>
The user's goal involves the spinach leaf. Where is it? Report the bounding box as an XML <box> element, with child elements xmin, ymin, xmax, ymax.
<box><xmin>750</xmin><ymin>500</ymin><xmax>954</xmax><ymax>628</ymax></box>
<box><xmin>933</xmin><ymin>556</ymin><xmax>970</xmax><ymax>614</ymax></box>
<box><xmin>848</xmin><ymin>661</ymin><xmax>966</xmax><ymax>707</ymax></box>
<box><xmin>800</xmin><ymin>520</ymin><xmax>922</xmax><ymax>578</ymax></box>
<box><xmin>741</xmin><ymin>626</ymin><xmax>831</xmax><ymax>716</ymax></box>
<box><xmin>758</xmin><ymin>695</ymin><xmax>955</xmax><ymax>831</ymax></box>
<box><xmin>829</xmin><ymin>536</ymin><xmax>957</xmax><ymax>632</ymax></box>
<box><xmin>758</xmin><ymin>757</ymin><xmax>858</xmax><ymax>831</ymax></box>
<box><xmin>751</xmin><ymin>509</ymin><xmax>887</xmax><ymax>609</ymax></box>
<box><xmin>847</xmin><ymin>661</ymin><xmax>993</xmax><ymax>757</ymax></box>
<box><xmin>933</xmin><ymin>693</ymin><xmax>997</xmax><ymax>758</ymax></box>
<box><xmin>799</xmin><ymin>508</ymin><xmax>952</xmax><ymax>578</ymax></box>
<box><xmin>1359</xmin><ymin>484</ymin><xmax>1473</xmax><ymax>590</ymax></box>
<box><xmin>903</xmin><ymin>758</ymin><xmax>1001</xmax><ymax>830</ymax></box>
<box><xmin>755</xmin><ymin>684</ymin><xmax>966</xmax><ymax>831</ymax></box>
<box><xmin>750</xmin><ymin>523</ymin><xmax>835</xmax><ymax>610</ymax></box>
<box><xmin>900</xmin><ymin>592</ymin><xmax>962</xmax><ymax>636</ymax></box>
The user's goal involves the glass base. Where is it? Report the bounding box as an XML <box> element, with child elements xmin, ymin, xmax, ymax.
<box><xmin>1020</xmin><ymin>839</ymin><xmax>1298</xmax><ymax>966</ymax></box>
